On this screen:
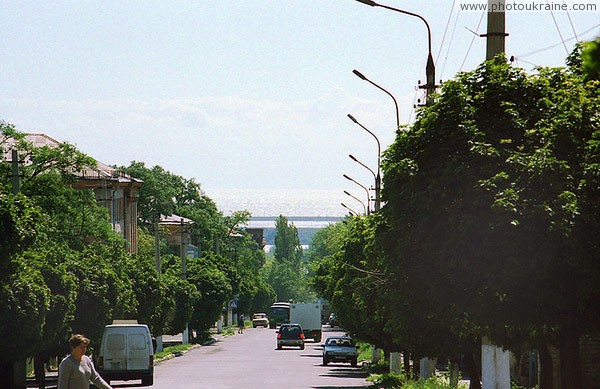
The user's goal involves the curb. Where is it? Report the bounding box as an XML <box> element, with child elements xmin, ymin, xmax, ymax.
<box><xmin>154</xmin><ymin>337</ymin><xmax>219</xmax><ymax>365</ymax></box>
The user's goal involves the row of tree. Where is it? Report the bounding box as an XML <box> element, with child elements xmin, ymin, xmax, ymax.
<box><xmin>311</xmin><ymin>45</ymin><xmax>599</xmax><ymax>388</ymax></box>
<box><xmin>0</xmin><ymin>124</ymin><xmax>313</xmax><ymax>387</ymax></box>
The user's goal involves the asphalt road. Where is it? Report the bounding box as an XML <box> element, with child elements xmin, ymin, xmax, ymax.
<box><xmin>111</xmin><ymin>325</ymin><xmax>371</xmax><ymax>389</ymax></box>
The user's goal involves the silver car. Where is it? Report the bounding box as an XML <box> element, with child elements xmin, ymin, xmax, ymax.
<box><xmin>322</xmin><ymin>336</ymin><xmax>358</xmax><ymax>367</ymax></box>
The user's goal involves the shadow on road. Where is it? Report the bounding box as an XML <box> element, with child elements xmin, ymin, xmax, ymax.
<box><xmin>301</xmin><ymin>353</ymin><xmax>323</xmax><ymax>358</ymax></box>
<box><xmin>320</xmin><ymin>366</ymin><xmax>369</xmax><ymax>379</ymax></box>
<box><xmin>312</xmin><ymin>386</ymin><xmax>371</xmax><ymax>389</ymax></box>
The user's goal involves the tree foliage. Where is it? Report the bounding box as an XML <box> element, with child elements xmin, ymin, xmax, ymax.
<box><xmin>379</xmin><ymin>53</ymin><xmax>599</xmax><ymax>382</ymax></box>
<box><xmin>267</xmin><ymin>215</ymin><xmax>315</xmax><ymax>303</ymax></box>
<box><xmin>273</xmin><ymin>215</ymin><xmax>303</xmax><ymax>265</ymax></box>
<box><xmin>314</xmin><ymin>49</ymin><xmax>599</xmax><ymax>385</ymax></box>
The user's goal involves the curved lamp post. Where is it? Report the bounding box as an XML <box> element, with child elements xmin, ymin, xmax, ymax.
<box><xmin>349</xmin><ymin>154</ymin><xmax>376</xmax><ymax>182</ymax></box>
<box><xmin>347</xmin><ymin>114</ymin><xmax>381</xmax><ymax>212</ymax></box>
<box><xmin>344</xmin><ymin>190</ymin><xmax>367</xmax><ymax>215</ymax></box>
<box><xmin>355</xmin><ymin>0</ymin><xmax>435</xmax><ymax>106</ymax></box>
<box><xmin>343</xmin><ymin>173</ymin><xmax>371</xmax><ymax>215</ymax></box>
<box><xmin>341</xmin><ymin>202</ymin><xmax>358</xmax><ymax>217</ymax></box>
<box><xmin>352</xmin><ymin>69</ymin><xmax>400</xmax><ymax>131</ymax></box>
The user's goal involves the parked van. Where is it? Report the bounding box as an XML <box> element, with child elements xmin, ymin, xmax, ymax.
<box><xmin>97</xmin><ymin>321</ymin><xmax>154</xmax><ymax>386</ymax></box>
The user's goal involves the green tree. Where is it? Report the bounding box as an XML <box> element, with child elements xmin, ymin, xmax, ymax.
<box><xmin>118</xmin><ymin>162</ymin><xmax>222</xmax><ymax>251</ymax></box>
<box><xmin>381</xmin><ymin>53</ymin><xmax>599</xmax><ymax>386</ymax></box>
<box><xmin>273</xmin><ymin>215</ymin><xmax>303</xmax><ymax>265</ymax></box>
<box><xmin>186</xmin><ymin>254</ymin><xmax>232</xmax><ymax>339</ymax></box>
<box><xmin>264</xmin><ymin>215</ymin><xmax>315</xmax><ymax>302</ymax></box>
<box><xmin>582</xmin><ymin>37</ymin><xmax>600</xmax><ymax>79</ymax></box>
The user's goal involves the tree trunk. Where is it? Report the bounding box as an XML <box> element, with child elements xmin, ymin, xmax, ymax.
<box><xmin>0</xmin><ymin>360</ymin><xmax>26</xmax><ymax>389</ymax></box>
<box><xmin>559</xmin><ymin>318</ymin><xmax>582</xmax><ymax>389</ymax></box>
<box><xmin>466</xmin><ymin>352</ymin><xmax>482</xmax><ymax>389</ymax></box>
<box><xmin>538</xmin><ymin>345</ymin><xmax>556</xmax><ymax>389</ymax></box>
<box><xmin>0</xmin><ymin>361</ymin><xmax>14</xmax><ymax>389</ymax></box>
<box><xmin>34</xmin><ymin>355</ymin><xmax>46</xmax><ymax>389</ymax></box>
<box><xmin>403</xmin><ymin>353</ymin><xmax>411</xmax><ymax>376</ymax></box>
<box><xmin>449</xmin><ymin>357</ymin><xmax>460</xmax><ymax>387</ymax></box>
<box><xmin>413</xmin><ymin>357</ymin><xmax>421</xmax><ymax>379</ymax></box>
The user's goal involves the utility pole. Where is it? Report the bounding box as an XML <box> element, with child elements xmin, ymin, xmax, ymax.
<box><xmin>11</xmin><ymin>150</ymin><xmax>20</xmax><ymax>194</ymax></box>
<box><xmin>154</xmin><ymin>216</ymin><xmax>163</xmax><ymax>352</ymax></box>
<box><xmin>481</xmin><ymin>2</ymin><xmax>511</xmax><ymax>388</ymax></box>
<box><xmin>180</xmin><ymin>218</ymin><xmax>189</xmax><ymax>345</ymax></box>
<box><xmin>482</xmin><ymin>0</ymin><xmax>508</xmax><ymax>60</ymax></box>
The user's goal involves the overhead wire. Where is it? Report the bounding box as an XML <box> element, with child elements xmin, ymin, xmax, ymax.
<box><xmin>563</xmin><ymin>0</ymin><xmax>580</xmax><ymax>43</ymax></box>
<box><xmin>546</xmin><ymin>0</ymin><xmax>570</xmax><ymax>54</ymax></box>
<box><xmin>440</xmin><ymin>2</ymin><xmax>462</xmax><ymax>79</ymax></box>
<box><xmin>459</xmin><ymin>10</ymin><xmax>485</xmax><ymax>72</ymax></box>
<box><xmin>408</xmin><ymin>87</ymin><xmax>419</xmax><ymax>124</ymax></box>
<box><xmin>436</xmin><ymin>0</ymin><xmax>456</xmax><ymax>66</ymax></box>
<box><xmin>515</xmin><ymin>24</ymin><xmax>600</xmax><ymax>59</ymax></box>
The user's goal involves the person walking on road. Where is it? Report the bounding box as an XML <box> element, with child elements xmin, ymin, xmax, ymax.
<box><xmin>58</xmin><ymin>334</ymin><xmax>112</xmax><ymax>389</ymax></box>
<box><xmin>237</xmin><ymin>314</ymin><xmax>245</xmax><ymax>334</ymax></box>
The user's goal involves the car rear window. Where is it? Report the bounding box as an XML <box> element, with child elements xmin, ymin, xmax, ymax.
<box><xmin>280</xmin><ymin>326</ymin><xmax>301</xmax><ymax>337</ymax></box>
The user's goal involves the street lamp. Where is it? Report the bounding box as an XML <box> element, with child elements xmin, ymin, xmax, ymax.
<box><xmin>344</xmin><ymin>190</ymin><xmax>367</xmax><ymax>215</ymax></box>
<box><xmin>349</xmin><ymin>154</ymin><xmax>376</xmax><ymax>181</ymax></box>
<box><xmin>355</xmin><ymin>0</ymin><xmax>436</xmax><ymax>105</ymax></box>
<box><xmin>349</xmin><ymin>154</ymin><xmax>381</xmax><ymax>212</ymax></box>
<box><xmin>352</xmin><ymin>69</ymin><xmax>400</xmax><ymax>131</ymax></box>
<box><xmin>347</xmin><ymin>114</ymin><xmax>381</xmax><ymax>212</ymax></box>
<box><xmin>341</xmin><ymin>202</ymin><xmax>358</xmax><ymax>217</ymax></box>
<box><xmin>343</xmin><ymin>173</ymin><xmax>371</xmax><ymax>215</ymax></box>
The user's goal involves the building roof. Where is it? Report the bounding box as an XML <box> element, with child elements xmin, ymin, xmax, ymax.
<box><xmin>159</xmin><ymin>214</ymin><xmax>194</xmax><ymax>226</ymax></box>
<box><xmin>4</xmin><ymin>133</ymin><xmax>142</xmax><ymax>189</ymax></box>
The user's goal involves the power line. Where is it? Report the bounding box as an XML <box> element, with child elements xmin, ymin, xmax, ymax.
<box><xmin>515</xmin><ymin>24</ymin><xmax>600</xmax><ymax>58</ymax></box>
<box><xmin>437</xmin><ymin>0</ymin><xmax>456</xmax><ymax>64</ymax></box>
<box><xmin>459</xmin><ymin>11</ymin><xmax>485</xmax><ymax>72</ymax></box>
<box><xmin>440</xmin><ymin>4</ymin><xmax>461</xmax><ymax>79</ymax></box>
<box><xmin>563</xmin><ymin>0</ymin><xmax>580</xmax><ymax>43</ymax></box>
<box><xmin>547</xmin><ymin>0</ymin><xmax>570</xmax><ymax>55</ymax></box>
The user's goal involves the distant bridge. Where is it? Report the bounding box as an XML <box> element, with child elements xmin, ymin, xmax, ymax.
<box><xmin>245</xmin><ymin>216</ymin><xmax>342</xmax><ymax>246</ymax></box>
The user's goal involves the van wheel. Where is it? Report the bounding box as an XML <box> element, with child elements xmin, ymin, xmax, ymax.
<box><xmin>142</xmin><ymin>375</ymin><xmax>153</xmax><ymax>386</ymax></box>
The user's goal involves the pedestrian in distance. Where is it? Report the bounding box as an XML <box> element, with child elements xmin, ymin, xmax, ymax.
<box><xmin>237</xmin><ymin>314</ymin><xmax>245</xmax><ymax>334</ymax></box>
<box><xmin>57</xmin><ymin>334</ymin><xmax>112</xmax><ymax>389</ymax></box>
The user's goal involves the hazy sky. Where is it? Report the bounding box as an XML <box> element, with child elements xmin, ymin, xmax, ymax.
<box><xmin>2</xmin><ymin>1</ymin><xmax>599</xmax><ymax>216</ymax></box>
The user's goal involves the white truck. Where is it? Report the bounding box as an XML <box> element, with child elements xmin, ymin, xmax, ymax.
<box><xmin>289</xmin><ymin>302</ymin><xmax>322</xmax><ymax>342</ymax></box>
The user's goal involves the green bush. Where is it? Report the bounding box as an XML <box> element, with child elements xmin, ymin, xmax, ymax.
<box><xmin>368</xmin><ymin>372</ymin><xmax>407</xmax><ymax>388</ymax></box>
<box><xmin>154</xmin><ymin>344</ymin><xmax>195</xmax><ymax>359</ymax></box>
<box><xmin>368</xmin><ymin>371</ymin><xmax>468</xmax><ymax>389</ymax></box>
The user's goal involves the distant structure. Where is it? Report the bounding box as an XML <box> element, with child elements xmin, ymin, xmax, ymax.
<box><xmin>244</xmin><ymin>228</ymin><xmax>266</xmax><ymax>249</ymax></box>
<box><xmin>246</xmin><ymin>216</ymin><xmax>341</xmax><ymax>252</ymax></box>
<box><xmin>4</xmin><ymin>133</ymin><xmax>143</xmax><ymax>253</ymax></box>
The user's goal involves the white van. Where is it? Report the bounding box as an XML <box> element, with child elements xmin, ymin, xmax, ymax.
<box><xmin>97</xmin><ymin>321</ymin><xmax>154</xmax><ymax>386</ymax></box>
